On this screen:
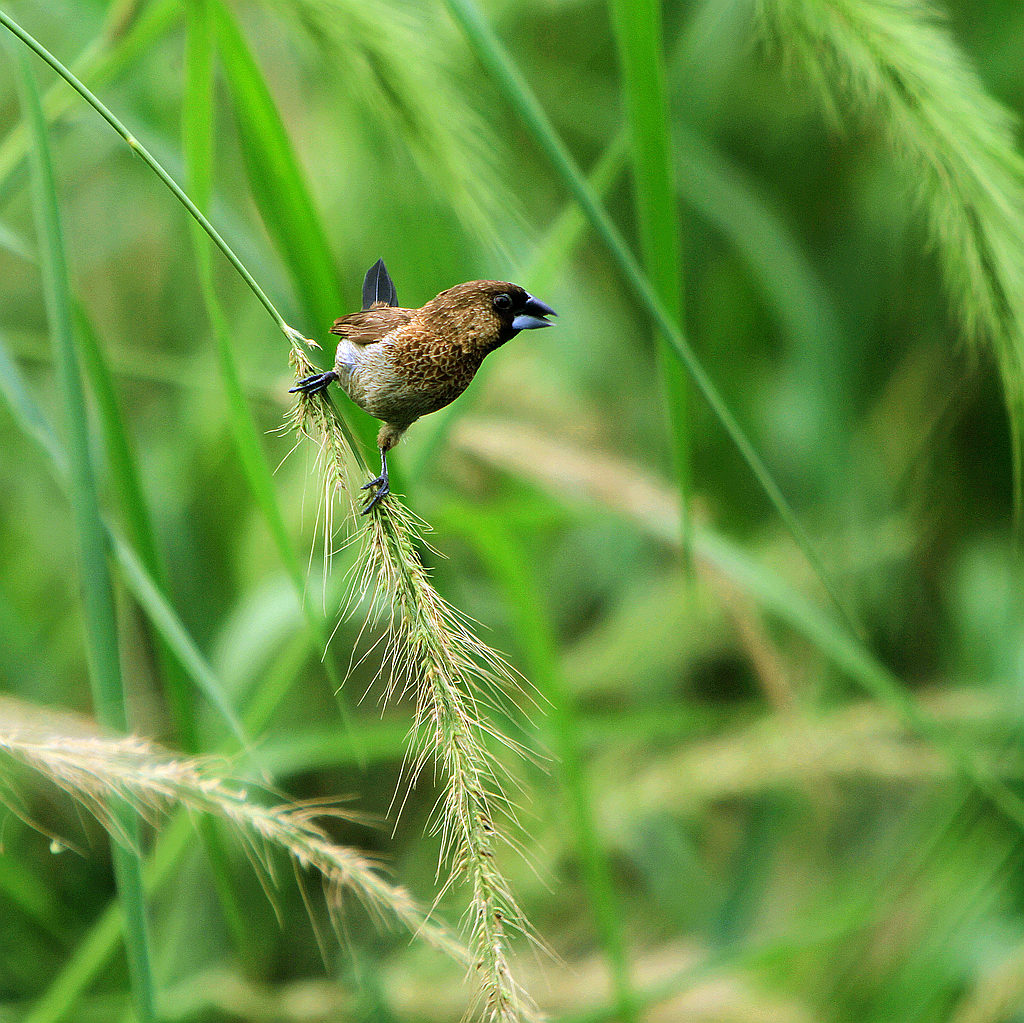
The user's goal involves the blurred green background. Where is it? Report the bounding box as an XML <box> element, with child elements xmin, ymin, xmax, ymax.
<box><xmin>3</xmin><ymin>0</ymin><xmax>1024</xmax><ymax>1020</ymax></box>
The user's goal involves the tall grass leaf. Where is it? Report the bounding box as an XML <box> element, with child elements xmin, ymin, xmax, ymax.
<box><xmin>754</xmin><ymin>0</ymin><xmax>1024</xmax><ymax>515</ymax></box>
<box><xmin>209</xmin><ymin>0</ymin><xmax>340</xmax><ymax>333</ymax></box>
<box><xmin>442</xmin><ymin>0</ymin><xmax>857</xmax><ymax>632</ymax></box>
<box><xmin>0</xmin><ymin>331</ymin><xmax>248</xmax><ymax>748</ymax></box>
<box><xmin>0</xmin><ymin>0</ymin><xmax>184</xmax><ymax>195</ymax></box>
<box><xmin>453</xmin><ymin>419</ymin><xmax>1024</xmax><ymax>834</ymax></box>
<box><xmin>14</xmin><ymin>44</ymin><xmax>157</xmax><ymax>1023</ymax></box>
<box><xmin>454</xmin><ymin>508</ymin><xmax>638</xmax><ymax>1022</ymax></box>
<box><xmin>186</xmin><ymin>0</ymin><xmax>360</xmax><ymax>748</ymax></box>
<box><xmin>609</xmin><ymin>0</ymin><xmax>691</xmax><ymax>547</ymax></box>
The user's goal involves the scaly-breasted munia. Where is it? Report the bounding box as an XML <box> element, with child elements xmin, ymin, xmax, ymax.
<box><xmin>290</xmin><ymin>259</ymin><xmax>556</xmax><ymax>512</ymax></box>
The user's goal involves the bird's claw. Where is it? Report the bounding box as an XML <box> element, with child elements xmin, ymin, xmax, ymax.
<box><xmin>289</xmin><ymin>370</ymin><xmax>338</xmax><ymax>395</ymax></box>
<box><xmin>360</xmin><ymin>474</ymin><xmax>390</xmax><ymax>515</ymax></box>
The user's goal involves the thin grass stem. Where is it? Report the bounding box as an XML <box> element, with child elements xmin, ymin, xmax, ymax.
<box><xmin>442</xmin><ymin>0</ymin><xmax>858</xmax><ymax>634</ymax></box>
<box><xmin>0</xmin><ymin>8</ymin><xmax>307</xmax><ymax>351</ymax></box>
<box><xmin>609</xmin><ymin>0</ymin><xmax>691</xmax><ymax>559</ymax></box>
<box><xmin>15</xmin><ymin>44</ymin><xmax>156</xmax><ymax>1023</ymax></box>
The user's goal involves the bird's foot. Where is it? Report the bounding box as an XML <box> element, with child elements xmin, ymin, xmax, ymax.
<box><xmin>360</xmin><ymin>473</ymin><xmax>390</xmax><ymax>515</ymax></box>
<box><xmin>289</xmin><ymin>370</ymin><xmax>338</xmax><ymax>395</ymax></box>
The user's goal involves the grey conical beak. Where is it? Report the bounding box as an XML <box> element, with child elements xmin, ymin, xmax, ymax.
<box><xmin>512</xmin><ymin>294</ymin><xmax>557</xmax><ymax>331</ymax></box>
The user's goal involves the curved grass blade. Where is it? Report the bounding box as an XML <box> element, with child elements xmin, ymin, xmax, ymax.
<box><xmin>14</xmin><ymin>44</ymin><xmax>156</xmax><ymax>1023</ymax></box>
<box><xmin>209</xmin><ymin>0</ymin><xmax>382</xmax><ymax>461</ymax></box>
<box><xmin>184</xmin><ymin>0</ymin><xmax>361</xmax><ymax>749</ymax></box>
<box><xmin>609</xmin><ymin>0</ymin><xmax>690</xmax><ymax>552</ymax></box>
<box><xmin>0</xmin><ymin>8</ymin><xmax>308</xmax><ymax>350</ymax></box>
<box><xmin>0</xmin><ymin>333</ymin><xmax>248</xmax><ymax>748</ymax></box>
<box><xmin>441</xmin><ymin>0</ymin><xmax>857</xmax><ymax>634</ymax></box>
<box><xmin>453</xmin><ymin>508</ymin><xmax>638</xmax><ymax>1023</ymax></box>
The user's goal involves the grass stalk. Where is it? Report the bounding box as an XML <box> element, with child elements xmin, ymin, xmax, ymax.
<box><xmin>182</xmin><ymin>0</ymin><xmax>360</xmax><ymax>749</ymax></box>
<box><xmin>441</xmin><ymin>0</ymin><xmax>856</xmax><ymax>633</ymax></box>
<box><xmin>289</xmin><ymin>383</ymin><xmax>540</xmax><ymax>1023</ymax></box>
<box><xmin>455</xmin><ymin>509</ymin><xmax>637</xmax><ymax>1022</ymax></box>
<box><xmin>0</xmin><ymin>8</ymin><xmax>309</xmax><ymax>352</ymax></box>
<box><xmin>609</xmin><ymin>0</ymin><xmax>691</xmax><ymax>552</ymax></box>
<box><xmin>15</xmin><ymin>45</ymin><xmax>156</xmax><ymax>1023</ymax></box>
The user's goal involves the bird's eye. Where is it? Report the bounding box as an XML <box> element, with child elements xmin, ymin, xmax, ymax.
<box><xmin>493</xmin><ymin>293</ymin><xmax>513</xmax><ymax>312</ymax></box>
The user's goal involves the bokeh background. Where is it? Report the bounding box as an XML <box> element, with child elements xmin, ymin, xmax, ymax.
<box><xmin>2</xmin><ymin>0</ymin><xmax>1024</xmax><ymax>1020</ymax></box>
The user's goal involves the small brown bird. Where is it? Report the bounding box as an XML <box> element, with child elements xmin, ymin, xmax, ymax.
<box><xmin>291</xmin><ymin>259</ymin><xmax>556</xmax><ymax>512</ymax></box>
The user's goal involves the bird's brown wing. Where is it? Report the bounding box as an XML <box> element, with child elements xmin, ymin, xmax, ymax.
<box><xmin>329</xmin><ymin>305</ymin><xmax>416</xmax><ymax>345</ymax></box>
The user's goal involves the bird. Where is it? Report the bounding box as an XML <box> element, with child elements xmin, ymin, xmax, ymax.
<box><xmin>290</xmin><ymin>259</ymin><xmax>557</xmax><ymax>513</ymax></box>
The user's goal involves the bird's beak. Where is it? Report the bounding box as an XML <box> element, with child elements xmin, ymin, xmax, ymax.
<box><xmin>512</xmin><ymin>294</ymin><xmax>557</xmax><ymax>331</ymax></box>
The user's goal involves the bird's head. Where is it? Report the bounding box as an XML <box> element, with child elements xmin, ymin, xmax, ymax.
<box><xmin>421</xmin><ymin>281</ymin><xmax>557</xmax><ymax>353</ymax></box>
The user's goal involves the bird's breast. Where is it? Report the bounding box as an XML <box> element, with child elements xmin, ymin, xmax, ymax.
<box><xmin>334</xmin><ymin>336</ymin><xmax>484</xmax><ymax>426</ymax></box>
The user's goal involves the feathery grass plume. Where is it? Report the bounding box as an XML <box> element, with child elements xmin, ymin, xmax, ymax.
<box><xmin>0</xmin><ymin>696</ymin><xmax>467</xmax><ymax>965</ymax></box>
<box><xmin>753</xmin><ymin>0</ymin><xmax>1024</xmax><ymax>510</ymax></box>
<box><xmin>287</xmin><ymin>379</ymin><xmax>540</xmax><ymax>1023</ymax></box>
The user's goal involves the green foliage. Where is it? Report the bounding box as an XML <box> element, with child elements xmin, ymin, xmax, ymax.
<box><xmin>2</xmin><ymin>0</ymin><xmax>1024</xmax><ymax>1021</ymax></box>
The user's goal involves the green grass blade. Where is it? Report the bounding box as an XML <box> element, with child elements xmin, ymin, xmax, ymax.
<box><xmin>72</xmin><ymin>306</ymin><xmax>206</xmax><ymax>756</ymax></box>
<box><xmin>609</xmin><ymin>0</ymin><xmax>691</xmax><ymax>546</ymax></box>
<box><xmin>209</xmin><ymin>0</ymin><xmax>339</xmax><ymax>332</ymax></box>
<box><xmin>209</xmin><ymin>0</ymin><xmax>380</xmax><ymax>458</ymax></box>
<box><xmin>0</xmin><ymin>8</ymin><xmax>304</xmax><ymax>348</ymax></box>
<box><xmin>0</xmin><ymin>332</ymin><xmax>248</xmax><ymax>749</ymax></box>
<box><xmin>453</xmin><ymin>508</ymin><xmax>638</xmax><ymax>1022</ymax></box>
<box><xmin>184</xmin><ymin>0</ymin><xmax>360</xmax><ymax>747</ymax></box>
<box><xmin>0</xmin><ymin>0</ymin><xmax>183</xmax><ymax>193</ymax></box>
<box><xmin>14</xmin><ymin>44</ymin><xmax>156</xmax><ymax>1023</ymax></box>
<box><xmin>442</xmin><ymin>0</ymin><xmax>857</xmax><ymax>633</ymax></box>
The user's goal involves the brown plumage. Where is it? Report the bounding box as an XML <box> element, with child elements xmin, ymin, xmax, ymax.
<box><xmin>290</xmin><ymin>260</ymin><xmax>556</xmax><ymax>512</ymax></box>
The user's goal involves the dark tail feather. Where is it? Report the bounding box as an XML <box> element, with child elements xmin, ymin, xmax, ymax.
<box><xmin>362</xmin><ymin>258</ymin><xmax>399</xmax><ymax>309</ymax></box>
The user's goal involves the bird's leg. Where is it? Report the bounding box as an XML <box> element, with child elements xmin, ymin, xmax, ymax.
<box><xmin>360</xmin><ymin>448</ymin><xmax>390</xmax><ymax>514</ymax></box>
<box><xmin>289</xmin><ymin>370</ymin><xmax>338</xmax><ymax>395</ymax></box>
